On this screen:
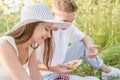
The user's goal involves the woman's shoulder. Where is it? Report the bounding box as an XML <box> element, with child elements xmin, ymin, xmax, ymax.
<box><xmin>0</xmin><ymin>36</ymin><xmax>13</xmax><ymax>40</ymax></box>
<box><xmin>0</xmin><ymin>36</ymin><xmax>15</xmax><ymax>44</ymax></box>
<box><xmin>0</xmin><ymin>38</ymin><xmax>13</xmax><ymax>50</ymax></box>
<box><xmin>0</xmin><ymin>36</ymin><xmax>16</xmax><ymax>53</ymax></box>
<box><xmin>0</xmin><ymin>36</ymin><xmax>18</xmax><ymax>56</ymax></box>
<box><xmin>0</xmin><ymin>36</ymin><xmax>13</xmax><ymax>46</ymax></box>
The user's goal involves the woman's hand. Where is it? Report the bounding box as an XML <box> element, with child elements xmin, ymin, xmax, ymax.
<box><xmin>37</xmin><ymin>61</ymin><xmax>74</xmax><ymax>75</ymax></box>
<box><xmin>50</xmin><ymin>64</ymin><xmax>73</xmax><ymax>75</ymax></box>
<box><xmin>64</xmin><ymin>59</ymin><xmax>82</xmax><ymax>69</ymax></box>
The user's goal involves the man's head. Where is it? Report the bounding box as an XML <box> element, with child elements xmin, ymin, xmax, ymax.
<box><xmin>52</xmin><ymin>0</ymin><xmax>78</xmax><ymax>23</ymax></box>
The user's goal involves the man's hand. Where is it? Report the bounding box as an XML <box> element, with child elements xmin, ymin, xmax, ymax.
<box><xmin>83</xmin><ymin>35</ymin><xmax>101</xmax><ymax>58</ymax></box>
<box><xmin>87</xmin><ymin>45</ymin><xmax>101</xmax><ymax>58</ymax></box>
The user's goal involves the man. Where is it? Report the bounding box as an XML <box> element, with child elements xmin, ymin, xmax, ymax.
<box><xmin>37</xmin><ymin>0</ymin><xmax>120</xmax><ymax>80</ymax></box>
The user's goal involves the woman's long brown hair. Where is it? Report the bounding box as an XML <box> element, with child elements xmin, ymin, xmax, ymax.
<box><xmin>5</xmin><ymin>21</ymin><xmax>54</xmax><ymax>68</ymax></box>
<box><xmin>43</xmin><ymin>30</ymin><xmax>54</xmax><ymax>68</ymax></box>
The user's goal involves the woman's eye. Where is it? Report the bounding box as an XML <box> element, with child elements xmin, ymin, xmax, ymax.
<box><xmin>45</xmin><ymin>26</ymin><xmax>51</xmax><ymax>31</ymax></box>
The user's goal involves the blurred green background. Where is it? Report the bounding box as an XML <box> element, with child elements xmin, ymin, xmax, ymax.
<box><xmin>0</xmin><ymin>0</ymin><xmax>120</xmax><ymax>79</ymax></box>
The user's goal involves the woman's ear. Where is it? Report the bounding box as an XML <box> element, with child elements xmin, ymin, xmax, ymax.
<box><xmin>30</xmin><ymin>42</ymin><xmax>39</xmax><ymax>49</ymax></box>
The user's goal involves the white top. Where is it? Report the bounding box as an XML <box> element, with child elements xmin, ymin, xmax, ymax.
<box><xmin>36</xmin><ymin>24</ymin><xmax>85</xmax><ymax>76</ymax></box>
<box><xmin>0</xmin><ymin>36</ymin><xmax>32</xmax><ymax>79</ymax></box>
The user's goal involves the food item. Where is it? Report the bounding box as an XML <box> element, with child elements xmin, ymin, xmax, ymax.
<box><xmin>64</xmin><ymin>59</ymin><xmax>82</xmax><ymax>69</ymax></box>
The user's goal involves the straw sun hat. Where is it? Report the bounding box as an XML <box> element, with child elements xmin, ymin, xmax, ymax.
<box><xmin>7</xmin><ymin>3</ymin><xmax>71</xmax><ymax>34</ymax></box>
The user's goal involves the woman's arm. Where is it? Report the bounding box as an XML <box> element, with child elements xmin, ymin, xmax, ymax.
<box><xmin>0</xmin><ymin>40</ymin><xmax>31</xmax><ymax>80</ymax></box>
<box><xmin>38</xmin><ymin>61</ymin><xmax>72</xmax><ymax>75</ymax></box>
<box><xmin>28</xmin><ymin>50</ymin><xmax>43</xmax><ymax>80</ymax></box>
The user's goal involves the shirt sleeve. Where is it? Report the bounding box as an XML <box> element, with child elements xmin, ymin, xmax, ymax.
<box><xmin>69</xmin><ymin>24</ymin><xmax>85</xmax><ymax>44</ymax></box>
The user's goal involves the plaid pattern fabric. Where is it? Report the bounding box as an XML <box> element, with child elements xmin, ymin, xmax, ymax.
<box><xmin>55</xmin><ymin>75</ymin><xmax>69</xmax><ymax>80</ymax></box>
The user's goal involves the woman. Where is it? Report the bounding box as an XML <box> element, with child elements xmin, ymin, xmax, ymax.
<box><xmin>0</xmin><ymin>3</ymin><xmax>70</xmax><ymax>80</ymax></box>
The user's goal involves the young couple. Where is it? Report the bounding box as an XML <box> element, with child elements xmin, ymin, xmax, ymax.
<box><xmin>0</xmin><ymin>0</ymin><xmax>120</xmax><ymax>80</ymax></box>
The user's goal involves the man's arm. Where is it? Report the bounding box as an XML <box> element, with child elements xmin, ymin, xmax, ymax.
<box><xmin>82</xmin><ymin>35</ymin><xmax>93</xmax><ymax>48</ymax></box>
<box><xmin>82</xmin><ymin>35</ymin><xmax>100</xmax><ymax>58</ymax></box>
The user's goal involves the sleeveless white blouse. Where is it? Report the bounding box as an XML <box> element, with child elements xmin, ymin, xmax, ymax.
<box><xmin>0</xmin><ymin>36</ymin><xmax>32</xmax><ymax>80</ymax></box>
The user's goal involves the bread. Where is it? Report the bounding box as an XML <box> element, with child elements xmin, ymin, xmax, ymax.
<box><xmin>64</xmin><ymin>59</ymin><xmax>82</xmax><ymax>69</ymax></box>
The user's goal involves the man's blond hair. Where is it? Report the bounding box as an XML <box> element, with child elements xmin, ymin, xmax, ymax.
<box><xmin>53</xmin><ymin>0</ymin><xmax>78</xmax><ymax>13</ymax></box>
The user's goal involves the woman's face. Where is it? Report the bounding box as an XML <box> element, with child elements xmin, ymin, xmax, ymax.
<box><xmin>32</xmin><ymin>22</ymin><xmax>53</xmax><ymax>45</ymax></box>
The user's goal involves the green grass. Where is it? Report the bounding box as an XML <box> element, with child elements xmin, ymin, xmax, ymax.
<box><xmin>0</xmin><ymin>12</ymin><xmax>19</xmax><ymax>35</ymax></box>
<box><xmin>74</xmin><ymin>0</ymin><xmax>120</xmax><ymax>49</ymax></box>
<box><xmin>71</xmin><ymin>44</ymin><xmax>120</xmax><ymax>79</ymax></box>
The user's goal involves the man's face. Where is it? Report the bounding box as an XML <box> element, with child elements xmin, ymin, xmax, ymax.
<box><xmin>52</xmin><ymin>9</ymin><xmax>75</xmax><ymax>30</ymax></box>
<box><xmin>52</xmin><ymin>10</ymin><xmax>75</xmax><ymax>23</ymax></box>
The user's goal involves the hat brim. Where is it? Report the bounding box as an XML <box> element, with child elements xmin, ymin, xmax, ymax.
<box><xmin>6</xmin><ymin>18</ymin><xmax>71</xmax><ymax>34</ymax></box>
<box><xmin>42</xmin><ymin>19</ymin><xmax>71</xmax><ymax>28</ymax></box>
